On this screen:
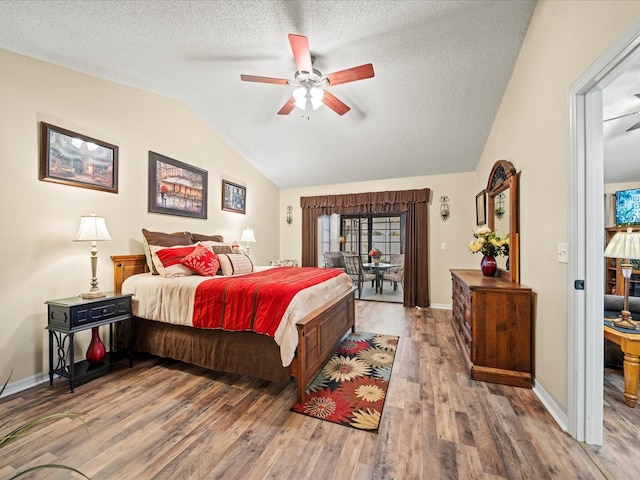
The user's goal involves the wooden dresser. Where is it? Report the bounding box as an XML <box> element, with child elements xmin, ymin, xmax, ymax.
<box><xmin>450</xmin><ymin>269</ymin><xmax>533</xmax><ymax>388</ymax></box>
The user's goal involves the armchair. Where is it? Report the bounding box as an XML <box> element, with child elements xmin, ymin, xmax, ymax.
<box><xmin>385</xmin><ymin>253</ymin><xmax>405</xmax><ymax>291</ymax></box>
<box><xmin>341</xmin><ymin>253</ymin><xmax>375</xmax><ymax>299</ymax></box>
<box><xmin>323</xmin><ymin>251</ymin><xmax>345</xmax><ymax>269</ymax></box>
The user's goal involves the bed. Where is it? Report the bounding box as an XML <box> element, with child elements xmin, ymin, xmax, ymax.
<box><xmin>111</xmin><ymin>253</ymin><xmax>355</xmax><ymax>402</ymax></box>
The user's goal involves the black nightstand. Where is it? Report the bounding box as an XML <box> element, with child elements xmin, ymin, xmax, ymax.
<box><xmin>46</xmin><ymin>292</ymin><xmax>134</xmax><ymax>392</ymax></box>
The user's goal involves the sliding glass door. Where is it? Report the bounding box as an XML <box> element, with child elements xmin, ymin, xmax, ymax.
<box><xmin>341</xmin><ymin>213</ymin><xmax>405</xmax><ymax>261</ymax></box>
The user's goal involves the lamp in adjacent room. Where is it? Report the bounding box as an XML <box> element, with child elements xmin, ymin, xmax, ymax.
<box><xmin>604</xmin><ymin>227</ymin><xmax>640</xmax><ymax>329</ymax></box>
<box><xmin>240</xmin><ymin>227</ymin><xmax>256</xmax><ymax>255</ymax></box>
<box><xmin>74</xmin><ymin>212</ymin><xmax>112</xmax><ymax>299</ymax></box>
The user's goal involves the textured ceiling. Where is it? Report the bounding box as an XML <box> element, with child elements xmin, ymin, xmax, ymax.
<box><xmin>603</xmin><ymin>58</ymin><xmax>640</xmax><ymax>184</ymax></box>
<box><xmin>0</xmin><ymin>0</ymin><xmax>538</xmax><ymax>188</ymax></box>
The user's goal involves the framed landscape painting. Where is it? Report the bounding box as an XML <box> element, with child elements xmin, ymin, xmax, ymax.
<box><xmin>39</xmin><ymin>122</ymin><xmax>118</xmax><ymax>193</ymax></box>
<box><xmin>222</xmin><ymin>179</ymin><xmax>246</xmax><ymax>214</ymax></box>
<box><xmin>148</xmin><ymin>151</ymin><xmax>207</xmax><ymax>219</ymax></box>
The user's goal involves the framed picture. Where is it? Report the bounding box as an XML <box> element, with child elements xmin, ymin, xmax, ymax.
<box><xmin>39</xmin><ymin>122</ymin><xmax>118</xmax><ymax>193</ymax></box>
<box><xmin>148</xmin><ymin>151</ymin><xmax>207</xmax><ymax>219</ymax></box>
<box><xmin>222</xmin><ymin>179</ymin><xmax>246</xmax><ymax>214</ymax></box>
<box><xmin>476</xmin><ymin>190</ymin><xmax>487</xmax><ymax>226</ymax></box>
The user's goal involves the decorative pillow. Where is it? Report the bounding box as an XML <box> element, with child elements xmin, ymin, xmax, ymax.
<box><xmin>190</xmin><ymin>233</ymin><xmax>224</xmax><ymax>243</ymax></box>
<box><xmin>231</xmin><ymin>244</ymin><xmax>246</xmax><ymax>254</ymax></box>
<box><xmin>200</xmin><ymin>240</ymin><xmax>233</xmax><ymax>255</ymax></box>
<box><xmin>142</xmin><ymin>229</ymin><xmax>193</xmax><ymax>274</ymax></box>
<box><xmin>217</xmin><ymin>253</ymin><xmax>254</xmax><ymax>276</ymax></box>
<box><xmin>149</xmin><ymin>244</ymin><xmax>197</xmax><ymax>278</ymax></box>
<box><xmin>269</xmin><ymin>259</ymin><xmax>299</xmax><ymax>267</ymax></box>
<box><xmin>180</xmin><ymin>243</ymin><xmax>220</xmax><ymax>276</ymax></box>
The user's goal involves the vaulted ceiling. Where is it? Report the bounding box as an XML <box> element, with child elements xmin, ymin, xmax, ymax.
<box><xmin>0</xmin><ymin>0</ymin><xmax>539</xmax><ymax>188</ymax></box>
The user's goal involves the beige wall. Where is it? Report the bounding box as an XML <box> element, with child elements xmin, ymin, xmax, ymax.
<box><xmin>0</xmin><ymin>49</ymin><xmax>279</xmax><ymax>388</ymax></box>
<box><xmin>283</xmin><ymin>0</ymin><xmax>640</xmax><ymax>413</ymax></box>
<box><xmin>4</xmin><ymin>0</ymin><xmax>640</xmax><ymax>418</ymax></box>
<box><xmin>280</xmin><ymin>172</ymin><xmax>477</xmax><ymax>308</ymax></box>
<box><xmin>475</xmin><ymin>0</ymin><xmax>640</xmax><ymax>409</ymax></box>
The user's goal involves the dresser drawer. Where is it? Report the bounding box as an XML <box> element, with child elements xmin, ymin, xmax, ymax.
<box><xmin>47</xmin><ymin>294</ymin><xmax>133</xmax><ymax>333</ymax></box>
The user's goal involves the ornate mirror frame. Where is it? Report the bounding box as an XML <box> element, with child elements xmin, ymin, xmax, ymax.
<box><xmin>487</xmin><ymin>159</ymin><xmax>519</xmax><ymax>283</ymax></box>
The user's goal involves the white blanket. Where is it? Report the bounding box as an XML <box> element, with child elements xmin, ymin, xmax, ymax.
<box><xmin>121</xmin><ymin>268</ymin><xmax>353</xmax><ymax>367</ymax></box>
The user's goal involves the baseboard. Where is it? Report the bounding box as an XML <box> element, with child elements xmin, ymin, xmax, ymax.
<box><xmin>0</xmin><ymin>372</ymin><xmax>49</xmax><ymax>398</ymax></box>
<box><xmin>533</xmin><ymin>381</ymin><xmax>569</xmax><ymax>432</ymax></box>
<box><xmin>428</xmin><ymin>303</ymin><xmax>452</xmax><ymax>310</ymax></box>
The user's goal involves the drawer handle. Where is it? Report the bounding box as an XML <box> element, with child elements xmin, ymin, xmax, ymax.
<box><xmin>103</xmin><ymin>309</ymin><xmax>108</xmax><ymax>314</ymax></box>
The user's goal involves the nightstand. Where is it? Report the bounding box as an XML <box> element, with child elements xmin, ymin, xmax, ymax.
<box><xmin>46</xmin><ymin>292</ymin><xmax>134</xmax><ymax>392</ymax></box>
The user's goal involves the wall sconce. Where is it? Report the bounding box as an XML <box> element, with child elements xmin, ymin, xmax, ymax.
<box><xmin>286</xmin><ymin>205</ymin><xmax>293</xmax><ymax>225</ymax></box>
<box><xmin>495</xmin><ymin>193</ymin><xmax>505</xmax><ymax>219</ymax></box>
<box><xmin>439</xmin><ymin>196</ymin><xmax>450</xmax><ymax>221</ymax></box>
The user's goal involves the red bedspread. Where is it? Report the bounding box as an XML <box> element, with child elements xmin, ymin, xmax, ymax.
<box><xmin>192</xmin><ymin>267</ymin><xmax>344</xmax><ymax>335</ymax></box>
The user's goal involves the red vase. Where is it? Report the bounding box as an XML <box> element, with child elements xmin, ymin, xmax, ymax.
<box><xmin>86</xmin><ymin>327</ymin><xmax>106</xmax><ymax>365</ymax></box>
<box><xmin>480</xmin><ymin>255</ymin><xmax>497</xmax><ymax>277</ymax></box>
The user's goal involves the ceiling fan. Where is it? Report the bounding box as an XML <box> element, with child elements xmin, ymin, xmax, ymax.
<box><xmin>603</xmin><ymin>93</ymin><xmax>640</xmax><ymax>131</ymax></box>
<box><xmin>240</xmin><ymin>34</ymin><xmax>374</xmax><ymax>116</ymax></box>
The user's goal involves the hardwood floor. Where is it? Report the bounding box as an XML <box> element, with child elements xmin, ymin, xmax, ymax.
<box><xmin>0</xmin><ymin>302</ymin><xmax>637</xmax><ymax>479</ymax></box>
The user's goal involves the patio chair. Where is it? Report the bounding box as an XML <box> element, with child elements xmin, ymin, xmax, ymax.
<box><xmin>341</xmin><ymin>253</ymin><xmax>376</xmax><ymax>299</ymax></box>
<box><xmin>322</xmin><ymin>251</ymin><xmax>345</xmax><ymax>269</ymax></box>
<box><xmin>385</xmin><ymin>253</ymin><xmax>405</xmax><ymax>291</ymax></box>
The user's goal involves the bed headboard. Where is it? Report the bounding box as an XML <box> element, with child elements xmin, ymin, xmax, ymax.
<box><xmin>111</xmin><ymin>254</ymin><xmax>148</xmax><ymax>293</ymax></box>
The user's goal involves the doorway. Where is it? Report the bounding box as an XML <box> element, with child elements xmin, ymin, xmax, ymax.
<box><xmin>569</xmin><ymin>20</ymin><xmax>640</xmax><ymax>444</ymax></box>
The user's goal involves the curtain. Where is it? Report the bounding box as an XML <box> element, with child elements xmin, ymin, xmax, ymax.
<box><xmin>301</xmin><ymin>188</ymin><xmax>430</xmax><ymax>308</ymax></box>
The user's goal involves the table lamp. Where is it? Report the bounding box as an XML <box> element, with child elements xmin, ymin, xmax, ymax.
<box><xmin>240</xmin><ymin>227</ymin><xmax>256</xmax><ymax>255</ymax></box>
<box><xmin>74</xmin><ymin>213</ymin><xmax>112</xmax><ymax>299</ymax></box>
<box><xmin>604</xmin><ymin>227</ymin><xmax>640</xmax><ymax>329</ymax></box>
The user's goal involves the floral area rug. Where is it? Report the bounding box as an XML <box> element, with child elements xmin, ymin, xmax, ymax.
<box><xmin>291</xmin><ymin>332</ymin><xmax>399</xmax><ymax>432</ymax></box>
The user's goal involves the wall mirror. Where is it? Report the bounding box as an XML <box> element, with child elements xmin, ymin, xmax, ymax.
<box><xmin>487</xmin><ymin>159</ymin><xmax>519</xmax><ymax>283</ymax></box>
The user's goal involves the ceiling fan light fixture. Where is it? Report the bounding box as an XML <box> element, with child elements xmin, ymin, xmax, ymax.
<box><xmin>293</xmin><ymin>85</ymin><xmax>324</xmax><ymax>111</ymax></box>
<box><xmin>241</xmin><ymin>34</ymin><xmax>373</xmax><ymax>116</ymax></box>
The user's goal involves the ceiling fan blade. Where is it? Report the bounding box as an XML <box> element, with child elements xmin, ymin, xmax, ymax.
<box><xmin>288</xmin><ymin>34</ymin><xmax>313</xmax><ymax>74</ymax></box>
<box><xmin>627</xmin><ymin>119</ymin><xmax>640</xmax><ymax>131</ymax></box>
<box><xmin>325</xmin><ymin>63</ymin><xmax>375</xmax><ymax>86</ymax></box>
<box><xmin>240</xmin><ymin>74</ymin><xmax>289</xmax><ymax>85</ymax></box>
<box><xmin>277</xmin><ymin>97</ymin><xmax>296</xmax><ymax>115</ymax></box>
<box><xmin>322</xmin><ymin>91</ymin><xmax>350</xmax><ymax>115</ymax></box>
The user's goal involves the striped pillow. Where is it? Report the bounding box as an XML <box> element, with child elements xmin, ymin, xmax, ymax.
<box><xmin>218</xmin><ymin>253</ymin><xmax>254</xmax><ymax>276</ymax></box>
<box><xmin>150</xmin><ymin>244</ymin><xmax>197</xmax><ymax>278</ymax></box>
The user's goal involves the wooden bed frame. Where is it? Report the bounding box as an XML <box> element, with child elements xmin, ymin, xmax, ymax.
<box><xmin>112</xmin><ymin>254</ymin><xmax>355</xmax><ymax>402</ymax></box>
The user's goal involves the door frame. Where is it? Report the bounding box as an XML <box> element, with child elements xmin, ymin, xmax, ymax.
<box><xmin>568</xmin><ymin>19</ymin><xmax>640</xmax><ymax>444</ymax></box>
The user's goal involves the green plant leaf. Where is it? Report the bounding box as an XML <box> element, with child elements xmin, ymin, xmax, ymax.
<box><xmin>1</xmin><ymin>413</ymin><xmax>87</xmax><ymax>447</ymax></box>
<box><xmin>8</xmin><ymin>463</ymin><xmax>91</xmax><ymax>479</ymax></box>
<box><xmin>1</xmin><ymin>373</ymin><xmax>90</xmax><ymax>478</ymax></box>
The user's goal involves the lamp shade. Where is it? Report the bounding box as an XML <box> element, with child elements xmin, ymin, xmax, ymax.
<box><xmin>604</xmin><ymin>227</ymin><xmax>640</xmax><ymax>259</ymax></box>
<box><xmin>240</xmin><ymin>228</ymin><xmax>256</xmax><ymax>243</ymax></box>
<box><xmin>74</xmin><ymin>213</ymin><xmax>112</xmax><ymax>242</ymax></box>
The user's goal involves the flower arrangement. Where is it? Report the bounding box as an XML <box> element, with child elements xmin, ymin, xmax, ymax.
<box><xmin>368</xmin><ymin>248</ymin><xmax>382</xmax><ymax>259</ymax></box>
<box><xmin>468</xmin><ymin>227</ymin><xmax>509</xmax><ymax>257</ymax></box>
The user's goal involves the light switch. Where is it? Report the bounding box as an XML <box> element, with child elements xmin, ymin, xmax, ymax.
<box><xmin>558</xmin><ymin>243</ymin><xmax>568</xmax><ymax>263</ymax></box>
<box><xmin>441</xmin><ymin>243</ymin><xmax>446</xmax><ymax>250</ymax></box>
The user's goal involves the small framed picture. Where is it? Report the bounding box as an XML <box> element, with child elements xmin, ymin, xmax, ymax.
<box><xmin>222</xmin><ymin>179</ymin><xmax>246</xmax><ymax>214</ymax></box>
<box><xmin>39</xmin><ymin>122</ymin><xmax>118</xmax><ymax>193</ymax></box>
<box><xmin>476</xmin><ymin>190</ymin><xmax>487</xmax><ymax>226</ymax></box>
<box><xmin>148</xmin><ymin>151</ymin><xmax>207</xmax><ymax>219</ymax></box>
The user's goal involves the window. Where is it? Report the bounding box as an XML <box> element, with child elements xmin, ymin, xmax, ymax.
<box><xmin>341</xmin><ymin>213</ymin><xmax>404</xmax><ymax>261</ymax></box>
